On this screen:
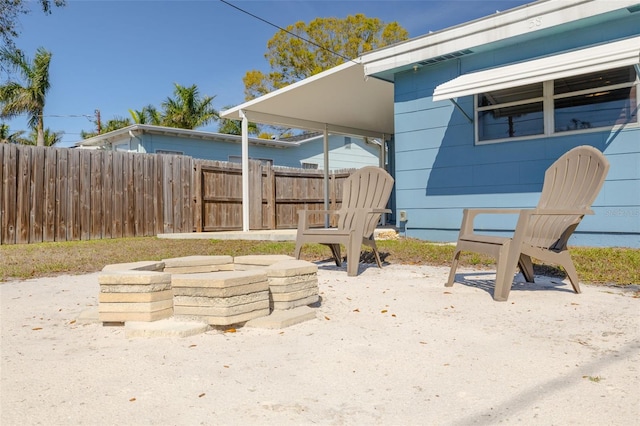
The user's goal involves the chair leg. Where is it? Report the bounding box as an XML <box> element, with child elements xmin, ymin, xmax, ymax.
<box><xmin>346</xmin><ymin>238</ymin><xmax>361</xmax><ymax>277</ymax></box>
<box><xmin>294</xmin><ymin>240</ymin><xmax>303</xmax><ymax>260</ymax></box>
<box><xmin>368</xmin><ymin>239</ymin><xmax>383</xmax><ymax>268</ymax></box>
<box><xmin>556</xmin><ymin>251</ymin><xmax>581</xmax><ymax>294</ymax></box>
<box><xmin>519</xmin><ymin>254</ymin><xmax>535</xmax><ymax>283</ymax></box>
<box><xmin>446</xmin><ymin>249</ymin><xmax>461</xmax><ymax>287</ymax></box>
<box><xmin>328</xmin><ymin>244</ymin><xmax>342</xmax><ymax>267</ymax></box>
<box><xmin>493</xmin><ymin>243</ymin><xmax>519</xmax><ymax>302</ymax></box>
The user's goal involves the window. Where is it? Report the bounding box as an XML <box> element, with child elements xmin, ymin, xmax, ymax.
<box><xmin>476</xmin><ymin>66</ymin><xmax>638</xmax><ymax>143</ymax></box>
<box><xmin>301</xmin><ymin>162</ymin><xmax>318</xmax><ymax>169</ymax></box>
<box><xmin>477</xmin><ymin>83</ymin><xmax>544</xmax><ymax>141</ymax></box>
<box><xmin>344</xmin><ymin>136</ymin><xmax>352</xmax><ymax>149</ymax></box>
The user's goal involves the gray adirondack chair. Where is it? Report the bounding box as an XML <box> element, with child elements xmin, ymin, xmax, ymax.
<box><xmin>446</xmin><ymin>145</ymin><xmax>610</xmax><ymax>301</ymax></box>
<box><xmin>294</xmin><ymin>166</ymin><xmax>394</xmax><ymax>276</ymax></box>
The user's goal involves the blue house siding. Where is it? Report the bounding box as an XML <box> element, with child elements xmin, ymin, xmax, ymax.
<box><xmin>298</xmin><ymin>136</ymin><xmax>382</xmax><ymax>170</ymax></box>
<box><xmin>391</xmin><ymin>12</ymin><xmax>640</xmax><ymax>247</ymax></box>
<box><xmin>77</xmin><ymin>126</ymin><xmax>381</xmax><ymax>171</ymax></box>
<box><xmin>141</xmin><ymin>133</ymin><xmax>303</xmax><ymax>168</ymax></box>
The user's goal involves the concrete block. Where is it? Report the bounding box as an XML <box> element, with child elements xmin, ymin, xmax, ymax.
<box><xmin>98</xmin><ymin>270</ymin><xmax>171</xmax><ymax>286</ymax></box>
<box><xmin>174</xmin><ymin>299</ymin><xmax>270</xmax><ymax>317</ymax></box>
<box><xmin>270</xmin><ymin>287</ymin><xmax>318</xmax><ymax>303</ymax></box>
<box><xmin>99</xmin><ymin>299</ymin><xmax>173</xmax><ymax>313</ymax></box>
<box><xmin>98</xmin><ymin>290</ymin><xmax>173</xmax><ymax>303</ymax></box>
<box><xmin>245</xmin><ymin>306</ymin><xmax>317</xmax><ymax>329</ymax></box>
<box><xmin>174</xmin><ymin>290</ymin><xmax>269</xmax><ymax>308</ymax></box>
<box><xmin>99</xmin><ymin>308</ymin><xmax>173</xmax><ymax>323</ymax></box>
<box><xmin>171</xmin><ymin>270</ymin><xmax>268</xmax><ymax>289</ymax></box>
<box><xmin>182</xmin><ymin>308</ymin><xmax>271</xmax><ymax>326</ymax></box>
<box><xmin>163</xmin><ymin>264</ymin><xmax>235</xmax><ymax>274</ymax></box>
<box><xmin>268</xmin><ymin>277</ymin><xmax>317</xmax><ymax>292</ymax></box>
<box><xmin>102</xmin><ymin>261</ymin><xmax>165</xmax><ymax>272</ymax></box>
<box><xmin>172</xmin><ymin>281</ymin><xmax>269</xmax><ymax>298</ymax></box>
<box><xmin>233</xmin><ymin>255</ymin><xmax>294</xmax><ymax>270</ymax></box>
<box><xmin>162</xmin><ymin>255</ymin><xmax>233</xmax><ymax>268</ymax></box>
<box><xmin>272</xmin><ymin>294</ymin><xmax>319</xmax><ymax>310</ymax></box>
<box><xmin>125</xmin><ymin>318</ymin><xmax>209</xmax><ymax>338</ymax></box>
<box><xmin>266</xmin><ymin>259</ymin><xmax>318</xmax><ymax>277</ymax></box>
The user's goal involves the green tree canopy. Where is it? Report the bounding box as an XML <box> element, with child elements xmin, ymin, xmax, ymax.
<box><xmin>0</xmin><ymin>1</ymin><xmax>65</xmax><ymax>49</ymax></box>
<box><xmin>81</xmin><ymin>83</ymin><xmax>219</xmax><ymax>138</ymax></box>
<box><xmin>129</xmin><ymin>104</ymin><xmax>161</xmax><ymax>125</ymax></box>
<box><xmin>0</xmin><ymin>46</ymin><xmax>52</xmax><ymax>146</ymax></box>
<box><xmin>0</xmin><ymin>123</ymin><xmax>24</xmax><ymax>143</ymax></box>
<box><xmin>243</xmin><ymin>14</ymin><xmax>408</xmax><ymax>100</ymax></box>
<box><xmin>21</xmin><ymin>127</ymin><xmax>62</xmax><ymax>146</ymax></box>
<box><xmin>81</xmin><ymin>116</ymin><xmax>131</xmax><ymax>139</ymax></box>
<box><xmin>161</xmin><ymin>83</ymin><xmax>218</xmax><ymax>129</ymax></box>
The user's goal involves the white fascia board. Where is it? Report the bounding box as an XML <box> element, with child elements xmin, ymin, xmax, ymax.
<box><xmin>240</xmin><ymin>110</ymin><xmax>386</xmax><ymax>139</ymax></box>
<box><xmin>362</xmin><ymin>0</ymin><xmax>638</xmax><ymax>76</ymax></box>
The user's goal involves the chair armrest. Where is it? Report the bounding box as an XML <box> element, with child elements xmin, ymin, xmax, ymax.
<box><xmin>460</xmin><ymin>208</ymin><xmax>523</xmax><ymax>235</ymax></box>
<box><xmin>296</xmin><ymin>209</ymin><xmax>341</xmax><ymax>231</ymax></box>
<box><xmin>525</xmin><ymin>208</ymin><xmax>594</xmax><ymax>216</ymax></box>
<box><xmin>460</xmin><ymin>207</ymin><xmax>594</xmax><ymax>237</ymax></box>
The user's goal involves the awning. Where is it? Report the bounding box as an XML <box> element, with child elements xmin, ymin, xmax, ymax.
<box><xmin>432</xmin><ymin>35</ymin><xmax>640</xmax><ymax>102</ymax></box>
<box><xmin>220</xmin><ymin>60</ymin><xmax>394</xmax><ymax>138</ymax></box>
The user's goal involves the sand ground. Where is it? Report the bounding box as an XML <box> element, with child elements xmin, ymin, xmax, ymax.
<box><xmin>1</xmin><ymin>262</ymin><xmax>639</xmax><ymax>425</ymax></box>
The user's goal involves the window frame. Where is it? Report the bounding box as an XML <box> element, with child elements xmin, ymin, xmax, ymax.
<box><xmin>474</xmin><ymin>66</ymin><xmax>639</xmax><ymax>145</ymax></box>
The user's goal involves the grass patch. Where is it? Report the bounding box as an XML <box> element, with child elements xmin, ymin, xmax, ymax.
<box><xmin>0</xmin><ymin>236</ymin><xmax>638</xmax><ymax>286</ymax></box>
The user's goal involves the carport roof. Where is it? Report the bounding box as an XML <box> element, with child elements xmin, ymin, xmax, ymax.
<box><xmin>219</xmin><ymin>60</ymin><xmax>394</xmax><ymax>139</ymax></box>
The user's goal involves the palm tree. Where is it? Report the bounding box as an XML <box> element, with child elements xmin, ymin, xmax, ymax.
<box><xmin>217</xmin><ymin>106</ymin><xmax>259</xmax><ymax>136</ymax></box>
<box><xmin>21</xmin><ymin>127</ymin><xmax>62</xmax><ymax>146</ymax></box>
<box><xmin>0</xmin><ymin>47</ymin><xmax>52</xmax><ymax>147</ymax></box>
<box><xmin>161</xmin><ymin>83</ymin><xmax>218</xmax><ymax>129</ymax></box>
<box><xmin>0</xmin><ymin>123</ymin><xmax>25</xmax><ymax>143</ymax></box>
<box><xmin>81</xmin><ymin>116</ymin><xmax>131</xmax><ymax>139</ymax></box>
<box><xmin>129</xmin><ymin>104</ymin><xmax>161</xmax><ymax>125</ymax></box>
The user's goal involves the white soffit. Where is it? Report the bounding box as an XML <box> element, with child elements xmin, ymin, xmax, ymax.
<box><xmin>219</xmin><ymin>61</ymin><xmax>394</xmax><ymax>138</ymax></box>
<box><xmin>432</xmin><ymin>36</ymin><xmax>640</xmax><ymax>101</ymax></box>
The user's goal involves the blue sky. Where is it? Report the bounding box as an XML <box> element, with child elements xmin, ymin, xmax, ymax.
<box><xmin>6</xmin><ymin>0</ymin><xmax>531</xmax><ymax>147</ymax></box>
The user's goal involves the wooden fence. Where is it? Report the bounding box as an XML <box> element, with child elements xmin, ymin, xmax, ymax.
<box><xmin>194</xmin><ymin>160</ymin><xmax>351</xmax><ymax>231</ymax></box>
<box><xmin>0</xmin><ymin>144</ymin><xmax>353</xmax><ymax>244</ymax></box>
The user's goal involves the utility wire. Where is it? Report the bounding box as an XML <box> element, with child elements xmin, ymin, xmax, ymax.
<box><xmin>218</xmin><ymin>0</ymin><xmax>355</xmax><ymax>63</ymax></box>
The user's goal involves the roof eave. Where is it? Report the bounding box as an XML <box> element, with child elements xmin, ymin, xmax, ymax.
<box><xmin>361</xmin><ymin>0</ymin><xmax>639</xmax><ymax>77</ymax></box>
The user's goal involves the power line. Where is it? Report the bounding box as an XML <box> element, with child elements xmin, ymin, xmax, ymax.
<box><xmin>218</xmin><ymin>0</ymin><xmax>355</xmax><ymax>63</ymax></box>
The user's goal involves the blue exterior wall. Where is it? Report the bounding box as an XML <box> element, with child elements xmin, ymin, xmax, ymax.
<box><xmin>392</xmin><ymin>13</ymin><xmax>640</xmax><ymax>247</ymax></box>
<box><xmin>296</xmin><ymin>135</ymin><xmax>382</xmax><ymax>170</ymax></box>
<box><xmin>133</xmin><ymin>133</ymin><xmax>379</xmax><ymax>171</ymax></box>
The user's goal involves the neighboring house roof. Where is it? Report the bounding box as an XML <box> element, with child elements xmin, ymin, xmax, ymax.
<box><xmin>220</xmin><ymin>0</ymin><xmax>639</xmax><ymax>135</ymax></box>
<box><xmin>74</xmin><ymin>124</ymin><xmax>300</xmax><ymax>149</ymax></box>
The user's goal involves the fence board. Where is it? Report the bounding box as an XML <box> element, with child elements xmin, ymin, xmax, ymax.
<box><xmin>101</xmin><ymin>151</ymin><xmax>113</xmax><ymax>239</ymax></box>
<box><xmin>1</xmin><ymin>145</ymin><xmax>18</xmax><ymax>244</ymax></box>
<box><xmin>55</xmin><ymin>148</ymin><xmax>68</xmax><ymax>241</ymax></box>
<box><xmin>29</xmin><ymin>147</ymin><xmax>45</xmax><ymax>243</ymax></box>
<box><xmin>88</xmin><ymin>151</ymin><xmax>102</xmax><ymax>239</ymax></box>
<box><xmin>16</xmin><ymin>146</ymin><xmax>31</xmax><ymax>244</ymax></box>
<box><xmin>43</xmin><ymin>148</ymin><xmax>57</xmax><ymax>242</ymax></box>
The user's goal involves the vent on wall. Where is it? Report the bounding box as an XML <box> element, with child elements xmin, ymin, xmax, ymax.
<box><xmin>418</xmin><ymin>49</ymin><xmax>474</xmax><ymax>66</ymax></box>
<box><xmin>627</xmin><ymin>4</ymin><xmax>640</xmax><ymax>13</ymax></box>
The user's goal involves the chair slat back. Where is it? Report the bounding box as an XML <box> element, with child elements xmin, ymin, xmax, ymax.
<box><xmin>338</xmin><ymin>167</ymin><xmax>394</xmax><ymax>237</ymax></box>
<box><xmin>528</xmin><ymin>146</ymin><xmax>609</xmax><ymax>249</ymax></box>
